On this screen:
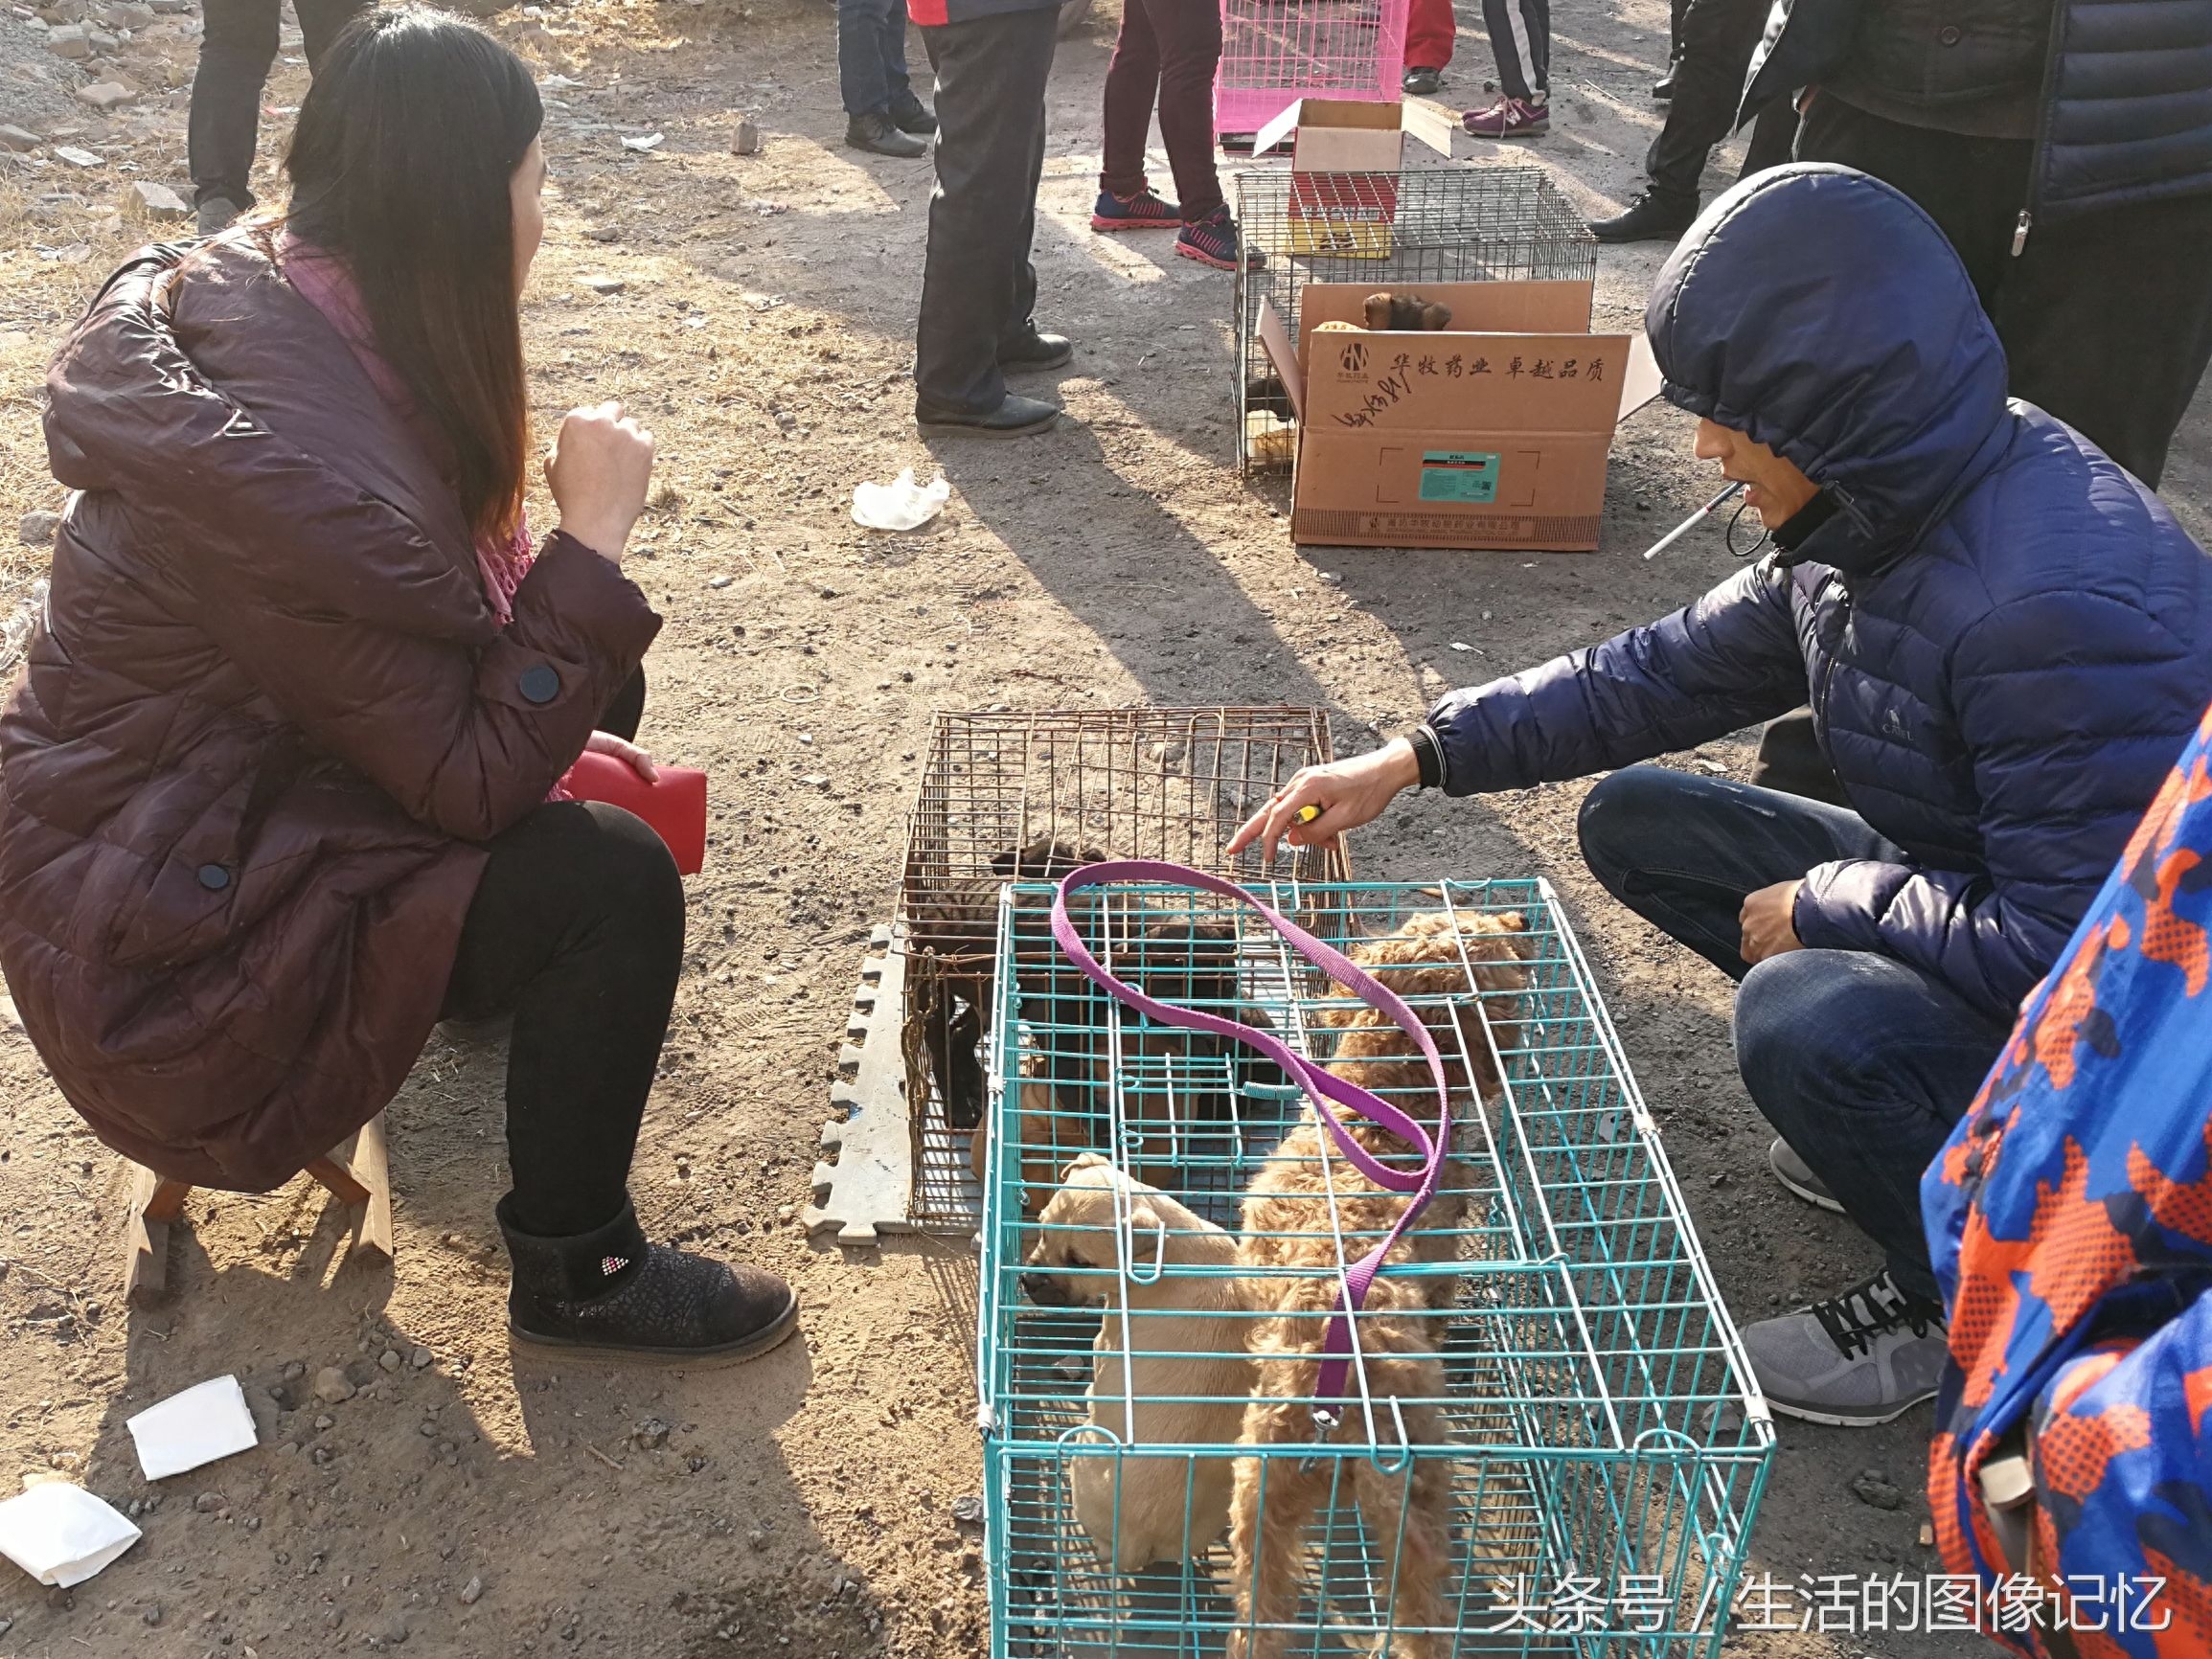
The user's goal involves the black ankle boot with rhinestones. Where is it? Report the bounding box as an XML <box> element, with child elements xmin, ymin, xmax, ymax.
<box><xmin>499</xmin><ymin>1195</ymin><xmax>799</xmax><ymax>1364</ymax></box>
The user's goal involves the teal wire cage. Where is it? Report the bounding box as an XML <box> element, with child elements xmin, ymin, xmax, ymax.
<box><xmin>974</xmin><ymin>877</ymin><xmax>1774</xmax><ymax>1658</ymax></box>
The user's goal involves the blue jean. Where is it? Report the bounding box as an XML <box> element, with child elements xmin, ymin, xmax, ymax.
<box><xmin>1576</xmin><ymin>766</ymin><xmax>2012</xmax><ymax>1302</ymax></box>
<box><xmin>838</xmin><ymin>0</ymin><xmax>913</xmax><ymax>117</ymax></box>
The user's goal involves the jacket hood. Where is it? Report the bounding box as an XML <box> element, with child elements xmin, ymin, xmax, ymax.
<box><xmin>45</xmin><ymin>238</ymin><xmax>491</xmax><ymax>643</ymax></box>
<box><xmin>1646</xmin><ymin>164</ymin><xmax>2012</xmax><ymax>575</ymax></box>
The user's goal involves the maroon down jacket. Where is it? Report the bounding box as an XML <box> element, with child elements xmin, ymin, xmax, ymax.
<box><xmin>0</xmin><ymin>238</ymin><xmax>661</xmax><ymax>1190</ymax></box>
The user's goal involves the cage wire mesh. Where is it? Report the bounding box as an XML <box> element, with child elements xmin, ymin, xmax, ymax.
<box><xmin>1215</xmin><ymin>0</ymin><xmax>1410</xmax><ymax>137</ymax></box>
<box><xmin>976</xmin><ymin>877</ymin><xmax>1773</xmax><ymax>1657</ymax></box>
<box><xmin>1233</xmin><ymin>167</ymin><xmax>1598</xmax><ymax>472</ymax></box>
<box><xmin>897</xmin><ymin>709</ymin><xmax>1352</xmax><ymax>1231</ymax></box>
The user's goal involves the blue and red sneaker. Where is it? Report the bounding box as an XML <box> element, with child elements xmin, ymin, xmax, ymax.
<box><xmin>1175</xmin><ymin>204</ymin><xmax>1264</xmax><ymax>271</ymax></box>
<box><xmin>1091</xmin><ymin>186</ymin><xmax>1180</xmax><ymax>231</ymax></box>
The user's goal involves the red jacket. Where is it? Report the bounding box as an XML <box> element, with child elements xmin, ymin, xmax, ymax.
<box><xmin>0</xmin><ymin>239</ymin><xmax>659</xmax><ymax>1189</ymax></box>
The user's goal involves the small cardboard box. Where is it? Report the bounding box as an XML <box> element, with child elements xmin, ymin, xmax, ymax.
<box><xmin>1252</xmin><ymin>98</ymin><xmax>1456</xmax><ymax>259</ymax></box>
<box><xmin>1260</xmin><ymin>279</ymin><xmax>1663</xmax><ymax>551</ymax></box>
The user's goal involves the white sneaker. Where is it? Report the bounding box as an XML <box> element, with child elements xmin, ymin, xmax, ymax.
<box><xmin>1742</xmin><ymin>1269</ymin><xmax>1950</xmax><ymax>1426</ymax></box>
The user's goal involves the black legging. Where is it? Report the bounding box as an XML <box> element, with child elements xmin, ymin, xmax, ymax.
<box><xmin>438</xmin><ymin>669</ymin><xmax>682</xmax><ymax>1238</ymax></box>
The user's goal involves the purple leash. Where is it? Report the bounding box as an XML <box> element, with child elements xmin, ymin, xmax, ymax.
<box><xmin>1049</xmin><ymin>860</ymin><xmax>1451</xmax><ymax>1436</ymax></box>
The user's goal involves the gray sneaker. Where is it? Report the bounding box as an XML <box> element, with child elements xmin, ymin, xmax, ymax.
<box><xmin>1742</xmin><ymin>1269</ymin><xmax>1950</xmax><ymax>1426</ymax></box>
<box><xmin>1768</xmin><ymin>1136</ymin><xmax>1843</xmax><ymax>1212</ymax></box>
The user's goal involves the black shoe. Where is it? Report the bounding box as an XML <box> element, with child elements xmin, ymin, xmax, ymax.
<box><xmin>1653</xmin><ymin>61</ymin><xmax>1678</xmax><ymax>99</ymax></box>
<box><xmin>1588</xmin><ymin>187</ymin><xmax>1699</xmax><ymax>243</ymax></box>
<box><xmin>915</xmin><ymin>393</ymin><xmax>1061</xmax><ymax>437</ymax></box>
<box><xmin>1402</xmin><ymin>65</ymin><xmax>1442</xmax><ymax>95</ymax></box>
<box><xmin>499</xmin><ymin>1195</ymin><xmax>800</xmax><ymax>1364</ymax></box>
<box><xmin>846</xmin><ymin>111</ymin><xmax>927</xmax><ymax>159</ymax></box>
<box><xmin>888</xmin><ymin>93</ymin><xmax>938</xmax><ymax>136</ymax></box>
<box><xmin>195</xmin><ymin>194</ymin><xmax>240</xmax><ymax>236</ymax></box>
<box><xmin>999</xmin><ymin>329</ymin><xmax>1074</xmax><ymax>372</ymax></box>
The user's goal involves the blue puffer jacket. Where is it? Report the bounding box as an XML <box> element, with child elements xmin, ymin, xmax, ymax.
<box><xmin>1426</xmin><ymin>166</ymin><xmax>2212</xmax><ymax>1018</ymax></box>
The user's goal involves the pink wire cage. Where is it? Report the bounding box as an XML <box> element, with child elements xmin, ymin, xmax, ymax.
<box><xmin>1214</xmin><ymin>0</ymin><xmax>1412</xmax><ymax>137</ymax></box>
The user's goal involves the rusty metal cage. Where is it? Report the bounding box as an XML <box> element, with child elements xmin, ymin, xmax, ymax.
<box><xmin>896</xmin><ymin>708</ymin><xmax>1352</xmax><ymax>1231</ymax></box>
<box><xmin>1232</xmin><ymin>166</ymin><xmax>1598</xmax><ymax>473</ymax></box>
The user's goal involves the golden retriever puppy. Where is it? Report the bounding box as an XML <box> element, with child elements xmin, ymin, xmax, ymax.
<box><xmin>1225</xmin><ymin>909</ymin><xmax>1529</xmax><ymax>1659</ymax></box>
<box><xmin>1025</xmin><ymin>1154</ymin><xmax>1253</xmax><ymax>1572</ymax></box>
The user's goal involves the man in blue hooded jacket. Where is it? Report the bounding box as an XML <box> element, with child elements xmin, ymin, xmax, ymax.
<box><xmin>1231</xmin><ymin>164</ymin><xmax>2212</xmax><ymax>1427</ymax></box>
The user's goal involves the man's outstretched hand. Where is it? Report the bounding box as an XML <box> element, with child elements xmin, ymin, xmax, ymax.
<box><xmin>1740</xmin><ymin>878</ymin><xmax>1805</xmax><ymax>964</ymax></box>
<box><xmin>1227</xmin><ymin>739</ymin><xmax>1422</xmax><ymax>865</ymax></box>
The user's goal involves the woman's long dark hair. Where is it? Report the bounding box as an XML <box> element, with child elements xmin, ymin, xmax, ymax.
<box><xmin>284</xmin><ymin>10</ymin><xmax>543</xmax><ymax>542</ymax></box>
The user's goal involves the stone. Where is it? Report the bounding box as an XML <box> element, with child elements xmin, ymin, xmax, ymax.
<box><xmin>47</xmin><ymin>21</ymin><xmax>90</xmax><ymax>54</ymax></box>
<box><xmin>950</xmin><ymin>1494</ymin><xmax>985</xmax><ymax>1525</ymax></box>
<box><xmin>385</xmin><ymin>1614</ymin><xmax>410</xmax><ymax>1644</ymax></box>
<box><xmin>20</xmin><ymin>511</ymin><xmax>60</xmax><ymax>547</ymax></box>
<box><xmin>586</xmin><ymin>224</ymin><xmax>621</xmax><ymax>242</ymax></box>
<box><xmin>632</xmin><ymin>1417</ymin><xmax>671</xmax><ymax>1450</ymax></box>
<box><xmin>54</xmin><ymin>145</ymin><xmax>102</xmax><ymax>168</ymax></box>
<box><xmin>143</xmin><ymin>1604</ymin><xmax>161</xmax><ymax>1625</ymax></box>
<box><xmin>0</xmin><ymin>125</ymin><xmax>39</xmax><ymax>152</ymax></box>
<box><xmin>377</xmin><ymin>1349</ymin><xmax>401</xmax><ymax>1372</ymax></box>
<box><xmin>730</xmin><ymin>118</ymin><xmax>759</xmax><ymax>156</ymax></box>
<box><xmin>409</xmin><ymin>1347</ymin><xmax>432</xmax><ymax>1370</ymax></box>
<box><xmin>1849</xmin><ymin>1469</ymin><xmax>1903</xmax><ymax>1511</ymax></box>
<box><xmin>313</xmin><ymin>1367</ymin><xmax>354</xmax><ymax>1404</ymax></box>
<box><xmin>101</xmin><ymin>0</ymin><xmax>153</xmax><ymax>23</ymax></box>
<box><xmin>84</xmin><ymin>25</ymin><xmax>116</xmax><ymax>47</ymax></box>
<box><xmin>580</xmin><ymin>276</ymin><xmax>625</xmax><ymax>296</ymax></box>
<box><xmin>193</xmin><ymin>1490</ymin><xmax>222</xmax><ymax>1512</ymax></box>
<box><xmin>126</xmin><ymin>180</ymin><xmax>188</xmax><ymax>218</ymax></box>
<box><xmin>458</xmin><ymin>1576</ymin><xmax>484</xmax><ymax>1605</ymax></box>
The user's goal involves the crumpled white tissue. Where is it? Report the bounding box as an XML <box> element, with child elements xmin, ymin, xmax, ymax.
<box><xmin>0</xmin><ymin>1481</ymin><xmax>142</xmax><ymax>1587</ymax></box>
<box><xmin>125</xmin><ymin>1375</ymin><xmax>259</xmax><ymax>1481</ymax></box>
<box><xmin>851</xmin><ymin>468</ymin><xmax>951</xmax><ymax>532</ymax></box>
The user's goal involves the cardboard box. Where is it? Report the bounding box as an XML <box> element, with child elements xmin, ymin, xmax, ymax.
<box><xmin>1260</xmin><ymin>279</ymin><xmax>1663</xmax><ymax>551</ymax></box>
<box><xmin>1252</xmin><ymin>98</ymin><xmax>1456</xmax><ymax>259</ymax></box>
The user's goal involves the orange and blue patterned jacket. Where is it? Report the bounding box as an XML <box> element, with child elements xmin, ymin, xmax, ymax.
<box><xmin>1925</xmin><ymin>702</ymin><xmax>2212</xmax><ymax>1656</ymax></box>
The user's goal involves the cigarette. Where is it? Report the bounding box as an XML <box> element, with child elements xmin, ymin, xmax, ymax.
<box><xmin>1292</xmin><ymin>805</ymin><xmax>1322</xmax><ymax>825</ymax></box>
<box><xmin>1641</xmin><ymin>481</ymin><xmax>1746</xmax><ymax>560</ymax></box>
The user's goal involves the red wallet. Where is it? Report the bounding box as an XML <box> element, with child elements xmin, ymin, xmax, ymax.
<box><xmin>559</xmin><ymin>751</ymin><xmax>708</xmax><ymax>875</ymax></box>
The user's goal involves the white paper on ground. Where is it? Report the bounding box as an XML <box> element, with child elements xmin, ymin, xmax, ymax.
<box><xmin>851</xmin><ymin>468</ymin><xmax>950</xmax><ymax>532</ymax></box>
<box><xmin>125</xmin><ymin>1375</ymin><xmax>259</xmax><ymax>1481</ymax></box>
<box><xmin>0</xmin><ymin>1481</ymin><xmax>142</xmax><ymax>1586</ymax></box>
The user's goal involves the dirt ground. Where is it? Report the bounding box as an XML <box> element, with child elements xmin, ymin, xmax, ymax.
<box><xmin>2</xmin><ymin>0</ymin><xmax>2210</xmax><ymax>1652</ymax></box>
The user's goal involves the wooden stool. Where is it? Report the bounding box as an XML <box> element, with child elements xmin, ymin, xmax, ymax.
<box><xmin>124</xmin><ymin>1112</ymin><xmax>394</xmax><ymax>1305</ymax></box>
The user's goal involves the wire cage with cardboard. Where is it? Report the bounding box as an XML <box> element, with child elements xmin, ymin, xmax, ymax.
<box><xmin>974</xmin><ymin>875</ymin><xmax>1774</xmax><ymax>1657</ymax></box>
<box><xmin>1233</xmin><ymin>166</ymin><xmax>1597</xmax><ymax>473</ymax></box>
<box><xmin>897</xmin><ymin>708</ymin><xmax>1352</xmax><ymax>1231</ymax></box>
<box><xmin>1216</xmin><ymin>0</ymin><xmax>1411</xmax><ymax>139</ymax></box>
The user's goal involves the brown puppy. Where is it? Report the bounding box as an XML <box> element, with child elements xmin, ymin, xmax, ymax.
<box><xmin>1360</xmin><ymin>292</ymin><xmax>1454</xmax><ymax>331</ymax></box>
<box><xmin>1224</xmin><ymin>909</ymin><xmax>1529</xmax><ymax>1659</ymax></box>
<box><xmin>1024</xmin><ymin>1155</ymin><xmax>1253</xmax><ymax>1571</ymax></box>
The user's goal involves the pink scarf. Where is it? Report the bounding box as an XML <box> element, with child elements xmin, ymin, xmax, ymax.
<box><xmin>278</xmin><ymin>231</ymin><xmax>535</xmax><ymax>626</ymax></box>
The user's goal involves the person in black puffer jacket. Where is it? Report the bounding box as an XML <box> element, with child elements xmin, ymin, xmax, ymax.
<box><xmin>1742</xmin><ymin>0</ymin><xmax>2212</xmax><ymax>489</ymax></box>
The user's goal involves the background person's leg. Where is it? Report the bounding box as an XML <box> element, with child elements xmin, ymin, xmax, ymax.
<box><xmin>1640</xmin><ymin>0</ymin><xmax>1767</xmax><ymax>201</ymax></box>
<box><xmin>916</xmin><ymin>9</ymin><xmax>1058</xmax><ymax>418</ymax></box>
<box><xmin>1479</xmin><ymin>0</ymin><xmax>1542</xmax><ymax>101</ymax></box>
<box><xmin>1149</xmin><ymin>0</ymin><xmax>1224</xmax><ymax>221</ymax></box>
<box><xmin>1575</xmin><ymin>764</ymin><xmax>1899</xmax><ymax>978</ymax></box>
<box><xmin>1403</xmin><ymin>0</ymin><xmax>1454</xmax><ymax>79</ymax></box>
<box><xmin>838</xmin><ymin>0</ymin><xmax>894</xmax><ymax>115</ymax></box>
<box><xmin>1995</xmin><ymin>190</ymin><xmax>2212</xmax><ymax>489</ymax></box>
<box><xmin>292</xmin><ymin>0</ymin><xmax>371</xmax><ymax>69</ymax></box>
<box><xmin>187</xmin><ymin>0</ymin><xmax>280</xmax><ymax>214</ymax></box>
<box><xmin>1098</xmin><ymin>0</ymin><xmax>1163</xmax><ymax>202</ymax></box>
<box><xmin>1734</xmin><ymin>949</ymin><xmax>2010</xmax><ymax>1304</ymax></box>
